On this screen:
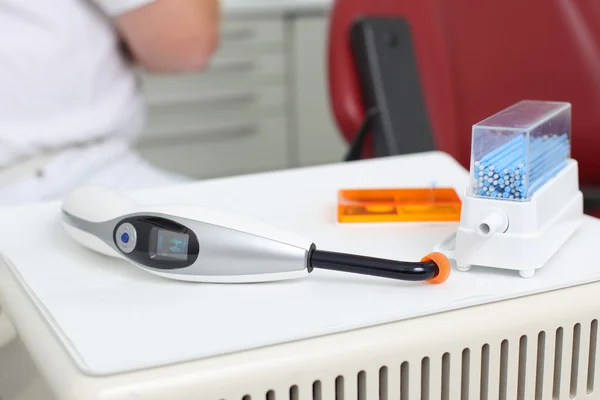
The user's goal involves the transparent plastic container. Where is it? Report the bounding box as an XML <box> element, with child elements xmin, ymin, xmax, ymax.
<box><xmin>469</xmin><ymin>100</ymin><xmax>571</xmax><ymax>201</ymax></box>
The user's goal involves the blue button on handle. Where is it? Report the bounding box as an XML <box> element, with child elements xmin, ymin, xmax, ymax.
<box><xmin>121</xmin><ymin>232</ymin><xmax>130</xmax><ymax>243</ymax></box>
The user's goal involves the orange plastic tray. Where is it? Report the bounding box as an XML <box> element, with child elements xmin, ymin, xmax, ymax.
<box><xmin>337</xmin><ymin>187</ymin><xmax>462</xmax><ymax>223</ymax></box>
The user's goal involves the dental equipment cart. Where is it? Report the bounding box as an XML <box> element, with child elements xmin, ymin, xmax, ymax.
<box><xmin>1</xmin><ymin>152</ymin><xmax>600</xmax><ymax>400</ymax></box>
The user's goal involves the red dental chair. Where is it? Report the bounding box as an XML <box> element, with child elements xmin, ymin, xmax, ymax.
<box><xmin>327</xmin><ymin>0</ymin><xmax>600</xmax><ymax>216</ymax></box>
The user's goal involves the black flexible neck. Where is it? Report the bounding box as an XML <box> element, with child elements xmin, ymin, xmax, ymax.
<box><xmin>308</xmin><ymin>249</ymin><xmax>438</xmax><ymax>281</ymax></box>
<box><xmin>344</xmin><ymin>107</ymin><xmax>379</xmax><ymax>162</ymax></box>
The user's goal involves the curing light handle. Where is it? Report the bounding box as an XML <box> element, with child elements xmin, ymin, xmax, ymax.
<box><xmin>308</xmin><ymin>249</ymin><xmax>450</xmax><ymax>284</ymax></box>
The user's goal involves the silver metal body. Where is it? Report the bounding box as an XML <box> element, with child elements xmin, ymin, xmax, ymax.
<box><xmin>60</xmin><ymin>186</ymin><xmax>313</xmax><ymax>283</ymax></box>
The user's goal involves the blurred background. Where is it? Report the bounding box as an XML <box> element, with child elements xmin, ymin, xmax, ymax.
<box><xmin>134</xmin><ymin>0</ymin><xmax>347</xmax><ymax>180</ymax></box>
<box><xmin>2</xmin><ymin>0</ymin><xmax>599</xmax><ymax>208</ymax></box>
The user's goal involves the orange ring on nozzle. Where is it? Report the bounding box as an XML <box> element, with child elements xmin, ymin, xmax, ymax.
<box><xmin>421</xmin><ymin>252</ymin><xmax>451</xmax><ymax>284</ymax></box>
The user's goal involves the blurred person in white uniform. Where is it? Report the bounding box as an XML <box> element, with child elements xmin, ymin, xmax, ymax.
<box><xmin>0</xmin><ymin>0</ymin><xmax>220</xmax><ymax>205</ymax></box>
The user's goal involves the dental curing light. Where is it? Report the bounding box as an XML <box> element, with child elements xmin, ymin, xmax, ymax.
<box><xmin>60</xmin><ymin>186</ymin><xmax>450</xmax><ymax>284</ymax></box>
<box><xmin>435</xmin><ymin>100</ymin><xmax>583</xmax><ymax>278</ymax></box>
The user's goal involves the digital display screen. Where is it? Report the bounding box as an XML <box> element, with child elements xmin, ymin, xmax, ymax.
<box><xmin>151</xmin><ymin>229</ymin><xmax>189</xmax><ymax>261</ymax></box>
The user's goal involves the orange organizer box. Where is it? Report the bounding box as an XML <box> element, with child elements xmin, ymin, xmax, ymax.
<box><xmin>337</xmin><ymin>187</ymin><xmax>462</xmax><ymax>223</ymax></box>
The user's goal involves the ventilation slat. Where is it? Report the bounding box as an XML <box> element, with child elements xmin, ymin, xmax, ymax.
<box><xmin>499</xmin><ymin>341</ymin><xmax>508</xmax><ymax>400</ymax></box>
<box><xmin>421</xmin><ymin>357</ymin><xmax>431</xmax><ymax>400</ymax></box>
<box><xmin>460</xmin><ymin>349</ymin><xmax>471</xmax><ymax>400</ymax></box>
<box><xmin>312</xmin><ymin>380</ymin><xmax>322</xmax><ymax>400</ymax></box>
<box><xmin>378</xmin><ymin>367</ymin><xmax>388</xmax><ymax>400</ymax></box>
<box><xmin>535</xmin><ymin>332</ymin><xmax>546</xmax><ymax>400</ymax></box>
<box><xmin>235</xmin><ymin>322</ymin><xmax>600</xmax><ymax>400</ymax></box>
<box><xmin>400</xmin><ymin>361</ymin><xmax>410</xmax><ymax>400</ymax></box>
<box><xmin>481</xmin><ymin>345</ymin><xmax>491</xmax><ymax>400</ymax></box>
<box><xmin>517</xmin><ymin>336</ymin><xmax>527</xmax><ymax>400</ymax></box>
<box><xmin>589</xmin><ymin>320</ymin><xmax>598</xmax><ymax>395</ymax></box>
<box><xmin>574</xmin><ymin>323</ymin><xmax>589</xmax><ymax>397</ymax></box>
<box><xmin>289</xmin><ymin>385</ymin><xmax>300</xmax><ymax>400</ymax></box>
<box><xmin>484</xmin><ymin>342</ymin><xmax>501</xmax><ymax>400</ymax></box>
<box><xmin>335</xmin><ymin>376</ymin><xmax>344</xmax><ymax>400</ymax></box>
<box><xmin>553</xmin><ymin>328</ymin><xmax>564</xmax><ymax>399</ymax></box>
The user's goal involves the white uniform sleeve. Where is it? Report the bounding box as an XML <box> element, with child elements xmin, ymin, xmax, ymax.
<box><xmin>90</xmin><ymin>0</ymin><xmax>158</xmax><ymax>16</ymax></box>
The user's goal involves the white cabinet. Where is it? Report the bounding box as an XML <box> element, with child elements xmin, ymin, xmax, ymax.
<box><xmin>288</xmin><ymin>15</ymin><xmax>347</xmax><ymax>167</ymax></box>
<box><xmin>138</xmin><ymin>117</ymin><xmax>289</xmax><ymax>178</ymax></box>
<box><xmin>136</xmin><ymin>16</ymin><xmax>288</xmax><ymax>179</ymax></box>
<box><xmin>135</xmin><ymin>9</ymin><xmax>345</xmax><ymax>179</ymax></box>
